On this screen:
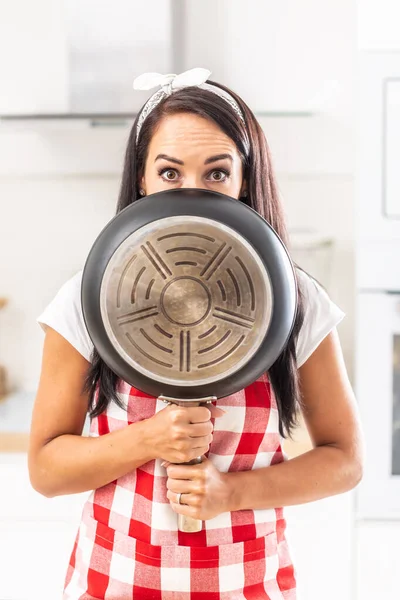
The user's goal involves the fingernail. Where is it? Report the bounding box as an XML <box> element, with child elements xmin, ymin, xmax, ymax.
<box><xmin>160</xmin><ymin>461</ymin><xmax>167</xmax><ymax>467</ymax></box>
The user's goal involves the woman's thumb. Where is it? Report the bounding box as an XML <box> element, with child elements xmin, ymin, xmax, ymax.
<box><xmin>208</xmin><ymin>404</ymin><xmax>226</xmax><ymax>418</ymax></box>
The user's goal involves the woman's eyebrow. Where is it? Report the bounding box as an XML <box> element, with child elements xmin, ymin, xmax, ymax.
<box><xmin>155</xmin><ymin>154</ymin><xmax>184</xmax><ymax>165</ymax></box>
<box><xmin>204</xmin><ymin>153</ymin><xmax>233</xmax><ymax>165</ymax></box>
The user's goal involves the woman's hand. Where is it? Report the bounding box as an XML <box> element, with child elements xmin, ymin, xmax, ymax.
<box><xmin>164</xmin><ymin>456</ymin><xmax>232</xmax><ymax>521</ymax></box>
<box><xmin>145</xmin><ymin>403</ymin><xmax>225</xmax><ymax>465</ymax></box>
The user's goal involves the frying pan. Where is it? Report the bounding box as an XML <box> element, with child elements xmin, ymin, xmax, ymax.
<box><xmin>81</xmin><ymin>188</ymin><xmax>297</xmax><ymax>532</ymax></box>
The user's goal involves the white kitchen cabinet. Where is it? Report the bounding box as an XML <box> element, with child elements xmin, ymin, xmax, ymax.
<box><xmin>0</xmin><ymin>456</ymin><xmax>89</xmax><ymax>521</ymax></box>
<box><xmin>356</xmin><ymin>521</ymin><xmax>399</xmax><ymax>600</ymax></box>
<box><xmin>355</xmin><ymin>293</ymin><xmax>400</xmax><ymax>520</ymax></box>
<box><xmin>0</xmin><ymin>0</ymin><xmax>68</xmax><ymax>115</ymax></box>
<box><xmin>0</xmin><ymin>454</ymin><xmax>88</xmax><ymax>599</ymax></box>
<box><xmin>0</xmin><ymin>521</ymin><xmax>78</xmax><ymax>600</ymax></box>
<box><xmin>358</xmin><ymin>1</ymin><xmax>400</xmax><ymax>51</ymax></box>
<box><xmin>0</xmin><ymin>0</ymin><xmax>173</xmax><ymax>116</ymax></box>
<box><xmin>286</xmin><ymin>493</ymin><xmax>354</xmax><ymax>600</ymax></box>
<box><xmin>184</xmin><ymin>0</ymin><xmax>354</xmax><ymax>115</ymax></box>
<box><xmin>383</xmin><ymin>79</ymin><xmax>400</xmax><ymax>218</ymax></box>
<box><xmin>357</xmin><ymin>52</ymin><xmax>400</xmax><ymax>241</ymax></box>
<box><xmin>356</xmin><ymin>11</ymin><xmax>400</xmax><ymax>600</ymax></box>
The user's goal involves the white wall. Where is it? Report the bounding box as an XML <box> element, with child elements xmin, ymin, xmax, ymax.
<box><xmin>0</xmin><ymin>170</ymin><xmax>118</xmax><ymax>390</ymax></box>
<box><xmin>0</xmin><ymin>129</ymin><xmax>129</xmax><ymax>390</ymax></box>
<box><xmin>258</xmin><ymin>116</ymin><xmax>355</xmax><ymax>376</ymax></box>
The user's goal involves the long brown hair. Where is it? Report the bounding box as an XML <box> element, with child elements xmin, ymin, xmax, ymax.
<box><xmin>85</xmin><ymin>81</ymin><xmax>305</xmax><ymax>436</ymax></box>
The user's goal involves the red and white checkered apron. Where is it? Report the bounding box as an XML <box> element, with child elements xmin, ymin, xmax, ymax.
<box><xmin>63</xmin><ymin>374</ymin><xmax>296</xmax><ymax>599</ymax></box>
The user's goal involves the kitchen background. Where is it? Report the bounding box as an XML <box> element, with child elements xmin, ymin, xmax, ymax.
<box><xmin>0</xmin><ymin>0</ymin><xmax>398</xmax><ymax>598</ymax></box>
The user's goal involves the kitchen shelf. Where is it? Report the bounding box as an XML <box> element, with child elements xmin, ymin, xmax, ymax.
<box><xmin>0</xmin><ymin>113</ymin><xmax>137</xmax><ymax>130</ymax></box>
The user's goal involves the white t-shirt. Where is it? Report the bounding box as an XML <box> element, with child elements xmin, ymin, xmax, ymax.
<box><xmin>37</xmin><ymin>269</ymin><xmax>345</xmax><ymax>369</ymax></box>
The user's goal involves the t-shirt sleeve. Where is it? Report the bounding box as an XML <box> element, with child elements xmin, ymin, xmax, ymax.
<box><xmin>295</xmin><ymin>269</ymin><xmax>345</xmax><ymax>368</ymax></box>
<box><xmin>36</xmin><ymin>271</ymin><xmax>94</xmax><ymax>362</ymax></box>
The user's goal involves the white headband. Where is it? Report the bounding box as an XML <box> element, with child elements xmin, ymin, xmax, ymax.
<box><xmin>133</xmin><ymin>68</ymin><xmax>245</xmax><ymax>142</ymax></box>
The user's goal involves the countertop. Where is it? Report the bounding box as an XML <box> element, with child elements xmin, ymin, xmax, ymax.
<box><xmin>0</xmin><ymin>392</ymin><xmax>34</xmax><ymax>452</ymax></box>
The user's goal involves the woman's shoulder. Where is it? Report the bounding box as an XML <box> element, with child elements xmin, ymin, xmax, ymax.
<box><xmin>42</xmin><ymin>269</ymin><xmax>84</xmax><ymax>311</ymax></box>
<box><xmin>296</xmin><ymin>267</ymin><xmax>325</xmax><ymax>297</ymax></box>
<box><xmin>295</xmin><ymin>268</ymin><xmax>344</xmax><ymax>319</ymax></box>
<box><xmin>37</xmin><ymin>270</ymin><xmax>93</xmax><ymax>362</ymax></box>
<box><xmin>294</xmin><ymin>268</ymin><xmax>345</xmax><ymax>367</ymax></box>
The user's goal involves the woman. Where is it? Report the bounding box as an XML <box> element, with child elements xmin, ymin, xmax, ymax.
<box><xmin>29</xmin><ymin>68</ymin><xmax>363</xmax><ymax>599</ymax></box>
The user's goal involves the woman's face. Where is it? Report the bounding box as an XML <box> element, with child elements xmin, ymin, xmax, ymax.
<box><xmin>140</xmin><ymin>113</ymin><xmax>246</xmax><ymax>199</ymax></box>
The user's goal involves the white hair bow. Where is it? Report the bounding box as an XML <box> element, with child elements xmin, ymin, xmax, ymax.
<box><xmin>133</xmin><ymin>68</ymin><xmax>211</xmax><ymax>95</ymax></box>
<box><xmin>132</xmin><ymin>67</ymin><xmax>245</xmax><ymax>142</ymax></box>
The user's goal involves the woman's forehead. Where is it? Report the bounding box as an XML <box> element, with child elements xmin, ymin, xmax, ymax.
<box><xmin>147</xmin><ymin>113</ymin><xmax>239</xmax><ymax>159</ymax></box>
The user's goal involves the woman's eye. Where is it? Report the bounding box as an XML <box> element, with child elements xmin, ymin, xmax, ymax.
<box><xmin>208</xmin><ymin>170</ymin><xmax>228</xmax><ymax>182</ymax></box>
<box><xmin>160</xmin><ymin>168</ymin><xmax>179</xmax><ymax>181</ymax></box>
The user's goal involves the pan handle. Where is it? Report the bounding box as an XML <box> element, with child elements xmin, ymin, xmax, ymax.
<box><xmin>159</xmin><ymin>396</ymin><xmax>216</xmax><ymax>533</ymax></box>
